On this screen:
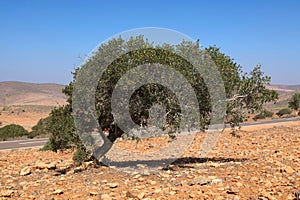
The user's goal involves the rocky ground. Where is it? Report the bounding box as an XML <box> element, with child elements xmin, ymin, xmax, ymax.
<box><xmin>0</xmin><ymin>122</ymin><xmax>299</xmax><ymax>200</ymax></box>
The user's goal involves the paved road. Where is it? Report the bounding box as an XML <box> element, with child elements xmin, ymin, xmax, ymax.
<box><xmin>0</xmin><ymin>138</ymin><xmax>48</xmax><ymax>151</ymax></box>
<box><xmin>0</xmin><ymin>117</ymin><xmax>299</xmax><ymax>151</ymax></box>
<box><xmin>241</xmin><ymin>116</ymin><xmax>300</xmax><ymax>126</ymax></box>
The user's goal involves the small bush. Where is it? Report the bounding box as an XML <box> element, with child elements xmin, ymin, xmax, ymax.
<box><xmin>39</xmin><ymin>141</ymin><xmax>53</xmax><ymax>151</ymax></box>
<box><xmin>253</xmin><ymin>109</ymin><xmax>274</xmax><ymax>120</ymax></box>
<box><xmin>276</xmin><ymin>108</ymin><xmax>292</xmax><ymax>117</ymax></box>
<box><xmin>38</xmin><ymin>105</ymin><xmax>92</xmax><ymax>163</ymax></box>
<box><xmin>288</xmin><ymin>93</ymin><xmax>300</xmax><ymax>111</ymax></box>
<box><xmin>40</xmin><ymin>105</ymin><xmax>85</xmax><ymax>151</ymax></box>
<box><xmin>72</xmin><ymin>148</ymin><xmax>90</xmax><ymax>165</ymax></box>
<box><xmin>0</xmin><ymin>124</ymin><xmax>29</xmax><ymax>140</ymax></box>
<box><xmin>46</xmin><ymin>105</ymin><xmax>80</xmax><ymax>151</ymax></box>
<box><xmin>28</xmin><ymin>117</ymin><xmax>51</xmax><ymax>138</ymax></box>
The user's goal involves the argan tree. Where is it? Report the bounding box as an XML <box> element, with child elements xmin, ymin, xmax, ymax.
<box><xmin>42</xmin><ymin>35</ymin><xmax>278</xmax><ymax>162</ymax></box>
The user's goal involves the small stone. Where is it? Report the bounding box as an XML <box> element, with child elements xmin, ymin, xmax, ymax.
<box><xmin>83</xmin><ymin>161</ymin><xmax>93</xmax><ymax>168</ymax></box>
<box><xmin>134</xmin><ymin>185</ymin><xmax>145</xmax><ymax>190</ymax></box>
<box><xmin>0</xmin><ymin>190</ymin><xmax>14</xmax><ymax>197</ymax></box>
<box><xmin>189</xmin><ymin>177</ymin><xmax>210</xmax><ymax>186</ymax></box>
<box><xmin>154</xmin><ymin>188</ymin><xmax>162</xmax><ymax>193</ymax></box>
<box><xmin>232</xmin><ymin>196</ymin><xmax>240</xmax><ymax>200</ymax></box>
<box><xmin>138</xmin><ymin>177</ymin><xmax>145</xmax><ymax>182</ymax></box>
<box><xmin>20</xmin><ymin>166</ymin><xmax>31</xmax><ymax>176</ymax></box>
<box><xmin>284</xmin><ymin>166</ymin><xmax>295</xmax><ymax>174</ymax></box>
<box><xmin>287</xmin><ymin>193</ymin><xmax>295</xmax><ymax>200</ymax></box>
<box><xmin>107</xmin><ymin>183</ymin><xmax>118</xmax><ymax>188</ymax></box>
<box><xmin>160</xmin><ymin>172</ymin><xmax>170</xmax><ymax>178</ymax></box>
<box><xmin>19</xmin><ymin>181</ymin><xmax>28</xmax><ymax>186</ymax></box>
<box><xmin>260</xmin><ymin>191</ymin><xmax>275</xmax><ymax>200</ymax></box>
<box><xmin>189</xmin><ymin>193</ymin><xmax>196</xmax><ymax>198</ymax></box>
<box><xmin>187</xmin><ymin>175</ymin><xmax>194</xmax><ymax>179</ymax></box>
<box><xmin>142</xmin><ymin>171</ymin><xmax>151</xmax><ymax>176</ymax></box>
<box><xmin>137</xmin><ymin>164</ymin><xmax>146</xmax><ymax>168</ymax></box>
<box><xmin>250</xmin><ymin>177</ymin><xmax>259</xmax><ymax>181</ymax></box>
<box><xmin>90</xmin><ymin>191</ymin><xmax>98</xmax><ymax>196</ymax></box>
<box><xmin>236</xmin><ymin>182</ymin><xmax>243</xmax><ymax>187</ymax></box>
<box><xmin>54</xmin><ymin>168</ymin><xmax>67</xmax><ymax>176</ymax></box>
<box><xmin>258</xmin><ymin>197</ymin><xmax>268</xmax><ymax>200</ymax></box>
<box><xmin>208</xmin><ymin>162</ymin><xmax>220</xmax><ymax>167</ymax></box>
<box><xmin>35</xmin><ymin>162</ymin><xmax>56</xmax><ymax>170</ymax></box>
<box><xmin>137</xmin><ymin>192</ymin><xmax>145</xmax><ymax>199</ymax></box>
<box><xmin>211</xmin><ymin>178</ymin><xmax>223</xmax><ymax>184</ymax></box>
<box><xmin>52</xmin><ymin>189</ymin><xmax>63</xmax><ymax>195</ymax></box>
<box><xmin>227</xmin><ymin>187</ymin><xmax>239</xmax><ymax>194</ymax></box>
<box><xmin>74</xmin><ymin>166</ymin><xmax>84</xmax><ymax>173</ymax></box>
<box><xmin>265</xmin><ymin>180</ymin><xmax>272</xmax><ymax>187</ymax></box>
<box><xmin>149</xmin><ymin>180</ymin><xmax>156</xmax><ymax>185</ymax></box>
<box><xmin>133</xmin><ymin>174</ymin><xmax>141</xmax><ymax>179</ymax></box>
<box><xmin>126</xmin><ymin>191</ymin><xmax>137</xmax><ymax>198</ymax></box>
<box><xmin>101</xmin><ymin>193</ymin><xmax>111</xmax><ymax>200</ymax></box>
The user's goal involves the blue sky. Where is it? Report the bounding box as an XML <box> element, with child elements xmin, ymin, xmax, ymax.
<box><xmin>0</xmin><ymin>0</ymin><xmax>299</xmax><ymax>85</ymax></box>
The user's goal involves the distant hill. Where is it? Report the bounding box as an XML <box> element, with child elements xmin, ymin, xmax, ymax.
<box><xmin>267</xmin><ymin>84</ymin><xmax>300</xmax><ymax>93</ymax></box>
<box><xmin>0</xmin><ymin>81</ymin><xmax>299</xmax><ymax>109</ymax></box>
<box><xmin>0</xmin><ymin>81</ymin><xmax>67</xmax><ymax>106</ymax></box>
<box><xmin>265</xmin><ymin>84</ymin><xmax>300</xmax><ymax>111</ymax></box>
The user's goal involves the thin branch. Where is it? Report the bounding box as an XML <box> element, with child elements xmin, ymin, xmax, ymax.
<box><xmin>226</xmin><ymin>94</ymin><xmax>248</xmax><ymax>102</ymax></box>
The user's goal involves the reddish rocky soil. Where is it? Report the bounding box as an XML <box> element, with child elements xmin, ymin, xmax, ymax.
<box><xmin>0</xmin><ymin>122</ymin><xmax>299</xmax><ymax>200</ymax></box>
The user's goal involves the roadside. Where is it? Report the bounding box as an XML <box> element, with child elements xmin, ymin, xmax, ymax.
<box><xmin>0</xmin><ymin>121</ymin><xmax>299</xmax><ymax>199</ymax></box>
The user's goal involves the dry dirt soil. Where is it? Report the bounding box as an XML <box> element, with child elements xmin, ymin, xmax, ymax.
<box><xmin>0</xmin><ymin>105</ymin><xmax>55</xmax><ymax>131</ymax></box>
<box><xmin>0</xmin><ymin>82</ymin><xmax>66</xmax><ymax>107</ymax></box>
<box><xmin>0</xmin><ymin>121</ymin><xmax>299</xmax><ymax>200</ymax></box>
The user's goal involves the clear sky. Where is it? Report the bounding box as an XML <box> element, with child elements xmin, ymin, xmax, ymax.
<box><xmin>0</xmin><ymin>0</ymin><xmax>299</xmax><ymax>85</ymax></box>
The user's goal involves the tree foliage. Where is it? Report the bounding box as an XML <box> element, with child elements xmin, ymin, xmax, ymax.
<box><xmin>28</xmin><ymin>117</ymin><xmax>51</xmax><ymax>138</ymax></box>
<box><xmin>41</xmin><ymin>35</ymin><xmax>278</xmax><ymax>163</ymax></box>
<box><xmin>38</xmin><ymin>105</ymin><xmax>89</xmax><ymax>163</ymax></box>
<box><xmin>276</xmin><ymin>108</ymin><xmax>292</xmax><ymax>117</ymax></box>
<box><xmin>205</xmin><ymin>47</ymin><xmax>278</xmax><ymax>127</ymax></box>
<box><xmin>70</xmin><ymin>36</ymin><xmax>278</xmax><ymax>137</ymax></box>
<box><xmin>0</xmin><ymin>124</ymin><xmax>29</xmax><ymax>141</ymax></box>
<box><xmin>253</xmin><ymin>109</ymin><xmax>274</xmax><ymax>121</ymax></box>
<box><xmin>46</xmin><ymin>105</ymin><xmax>79</xmax><ymax>151</ymax></box>
<box><xmin>288</xmin><ymin>93</ymin><xmax>300</xmax><ymax>111</ymax></box>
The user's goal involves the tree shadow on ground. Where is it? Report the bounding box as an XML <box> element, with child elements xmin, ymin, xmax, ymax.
<box><xmin>100</xmin><ymin>156</ymin><xmax>247</xmax><ymax>169</ymax></box>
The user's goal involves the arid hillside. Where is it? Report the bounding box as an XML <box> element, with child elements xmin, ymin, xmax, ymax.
<box><xmin>0</xmin><ymin>81</ymin><xmax>67</xmax><ymax>106</ymax></box>
<box><xmin>265</xmin><ymin>84</ymin><xmax>300</xmax><ymax>111</ymax></box>
<box><xmin>0</xmin><ymin>81</ymin><xmax>67</xmax><ymax>130</ymax></box>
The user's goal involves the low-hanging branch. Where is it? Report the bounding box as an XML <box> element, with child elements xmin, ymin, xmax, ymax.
<box><xmin>226</xmin><ymin>94</ymin><xmax>248</xmax><ymax>102</ymax></box>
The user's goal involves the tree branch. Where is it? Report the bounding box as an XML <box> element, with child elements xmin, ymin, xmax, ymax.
<box><xmin>226</xmin><ymin>94</ymin><xmax>248</xmax><ymax>102</ymax></box>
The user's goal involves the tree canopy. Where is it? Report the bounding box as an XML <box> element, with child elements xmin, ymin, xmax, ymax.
<box><xmin>288</xmin><ymin>93</ymin><xmax>300</xmax><ymax>111</ymax></box>
<box><xmin>69</xmin><ymin>36</ymin><xmax>278</xmax><ymax>137</ymax></box>
<box><xmin>40</xmin><ymin>35</ymin><xmax>278</xmax><ymax>163</ymax></box>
